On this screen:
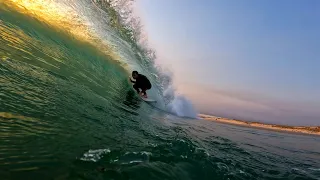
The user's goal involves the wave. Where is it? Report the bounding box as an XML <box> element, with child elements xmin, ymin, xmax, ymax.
<box><xmin>2</xmin><ymin>0</ymin><xmax>197</xmax><ymax>118</ymax></box>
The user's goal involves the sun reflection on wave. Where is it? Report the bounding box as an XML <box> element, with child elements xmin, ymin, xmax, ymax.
<box><xmin>2</xmin><ymin>0</ymin><xmax>121</xmax><ymax>64</ymax></box>
<box><xmin>4</xmin><ymin>0</ymin><xmax>93</xmax><ymax>41</ymax></box>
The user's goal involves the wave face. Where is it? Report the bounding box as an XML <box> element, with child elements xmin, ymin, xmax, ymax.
<box><xmin>0</xmin><ymin>1</ymin><xmax>320</xmax><ymax>180</ymax></box>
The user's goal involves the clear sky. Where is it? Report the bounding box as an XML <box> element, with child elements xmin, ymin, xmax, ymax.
<box><xmin>134</xmin><ymin>0</ymin><xmax>320</xmax><ymax>126</ymax></box>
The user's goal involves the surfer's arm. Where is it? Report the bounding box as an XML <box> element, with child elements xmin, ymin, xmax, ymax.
<box><xmin>129</xmin><ymin>77</ymin><xmax>136</xmax><ymax>83</ymax></box>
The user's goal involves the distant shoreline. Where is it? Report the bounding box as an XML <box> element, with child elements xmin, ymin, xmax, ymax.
<box><xmin>198</xmin><ymin>114</ymin><xmax>320</xmax><ymax>136</ymax></box>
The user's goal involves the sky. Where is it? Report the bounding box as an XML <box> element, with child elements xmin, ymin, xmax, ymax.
<box><xmin>134</xmin><ymin>0</ymin><xmax>320</xmax><ymax>126</ymax></box>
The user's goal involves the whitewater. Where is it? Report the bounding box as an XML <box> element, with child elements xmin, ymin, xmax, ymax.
<box><xmin>0</xmin><ymin>1</ymin><xmax>320</xmax><ymax>180</ymax></box>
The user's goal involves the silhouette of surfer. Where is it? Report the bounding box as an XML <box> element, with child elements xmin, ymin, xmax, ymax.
<box><xmin>129</xmin><ymin>71</ymin><xmax>152</xmax><ymax>98</ymax></box>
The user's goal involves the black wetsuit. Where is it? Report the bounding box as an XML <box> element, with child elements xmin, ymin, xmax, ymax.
<box><xmin>131</xmin><ymin>74</ymin><xmax>152</xmax><ymax>94</ymax></box>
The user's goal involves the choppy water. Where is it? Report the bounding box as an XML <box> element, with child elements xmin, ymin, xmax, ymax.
<box><xmin>1</xmin><ymin>1</ymin><xmax>320</xmax><ymax>180</ymax></box>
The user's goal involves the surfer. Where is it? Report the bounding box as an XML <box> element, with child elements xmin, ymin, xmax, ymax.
<box><xmin>130</xmin><ymin>71</ymin><xmax>152</xmax><ymax>98</ymax></box>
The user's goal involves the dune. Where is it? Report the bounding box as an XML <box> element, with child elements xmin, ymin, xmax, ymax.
<box><xmin>199</xmin><ymin>114</ymin><xmax>320</xmax><ymax>136</ymax></box>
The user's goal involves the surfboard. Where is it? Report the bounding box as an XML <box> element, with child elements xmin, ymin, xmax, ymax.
<box><xmin>140</xmin><ymin>96</ymin><xmax>157</xmax><ymax>102</ymax></box>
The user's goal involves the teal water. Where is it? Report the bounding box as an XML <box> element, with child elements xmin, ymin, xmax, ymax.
<box><xmin>1</xmin><ymin>1</ymin><xmax>320</xmax><ymax>180</ymax></box>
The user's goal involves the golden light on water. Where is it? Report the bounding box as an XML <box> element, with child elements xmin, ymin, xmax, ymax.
<box><xmin>0</xmin><ymin>112</ymin><xmax>39</xmax><ymax>123</ymax></box>
<box><xmin>1</xmin><ymin>0</ymin><xmax>121</xmax><ymax>63</ymax></box>
<box><xmin>4</xmin><ymin>0</ymin><xmax>92</xmax><ymax>41</ymax></box>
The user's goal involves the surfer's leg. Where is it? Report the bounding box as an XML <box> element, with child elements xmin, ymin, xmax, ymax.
<box><xmin>140</xmin><ymin>87</ymin><xmax>148</xmax><ymax>98</ymax></box>
<box><xmin>133</xmin><ymin>84</ymin><xmax>140</xmax><ymax>93</ymax></box>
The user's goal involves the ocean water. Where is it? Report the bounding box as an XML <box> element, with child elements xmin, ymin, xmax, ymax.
<box><xmin>0</xmin><ymin>1</ymin><xmax>320</xmax><ymax>180</ymax></box>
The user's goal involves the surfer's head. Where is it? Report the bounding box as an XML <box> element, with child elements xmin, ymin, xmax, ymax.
<box><xmin>132</xmin><ymin>71</ymin><xmax>139</xmax><ymax>79</ymax></box>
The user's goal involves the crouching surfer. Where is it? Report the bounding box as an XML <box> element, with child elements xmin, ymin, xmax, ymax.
<box><xmin>129</xmin><ymin>71</ymin><xmax>152</xmax><ymax>98</ymax></box>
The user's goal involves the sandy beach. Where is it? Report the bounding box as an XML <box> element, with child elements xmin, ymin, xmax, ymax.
<box><xmin>199</xmin><ymin>114</ymin><xmax>320</xmax><ymax>136</ymax></box>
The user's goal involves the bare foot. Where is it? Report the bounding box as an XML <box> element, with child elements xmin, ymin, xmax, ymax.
<box><xmin>139</xmin><ymin>92</ymin><xmax>147</xmax><ymax>98</ymax></box>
